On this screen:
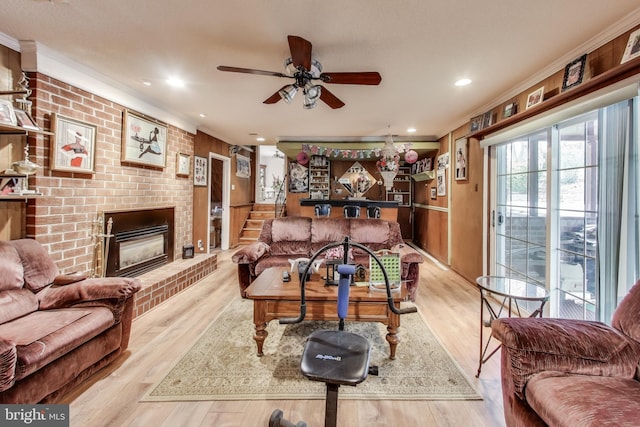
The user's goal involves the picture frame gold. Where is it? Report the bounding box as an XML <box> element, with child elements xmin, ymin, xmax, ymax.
<box><xmin>121</xmin><ymin>109</ymin><xmax>168</xmax><ymax>168</ymax></box>
<box><xmin>50</xmin><ymin>113</ymin><xmax>97</xmax><ymax>174</ymax></box>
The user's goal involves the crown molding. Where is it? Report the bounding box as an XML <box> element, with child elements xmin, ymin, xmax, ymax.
<box><xmin>469</xmin><ymin>8</ymin><xmax>640</xmax><ymax>118</ymax></box>
<box><xmin>10</xmin><ymin>38</ymin><xmax>198</xmax><ymax>134</ymax></box>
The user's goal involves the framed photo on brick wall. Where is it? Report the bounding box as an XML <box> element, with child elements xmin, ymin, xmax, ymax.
<box><xmin>121</xmin><ymin>109</ymin><xmax>167</xmax><ymax>168</ymax></box>
<box><xmin>51</xmin><ymin>113</ymin><xmax>97</xmax><ymax>173</ymax></box>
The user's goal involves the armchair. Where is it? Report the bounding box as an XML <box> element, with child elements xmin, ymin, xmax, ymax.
<box><xmin>492</xmin><ymin>280</ymin><xmax>640</xmax><ymax>427</ymax></box>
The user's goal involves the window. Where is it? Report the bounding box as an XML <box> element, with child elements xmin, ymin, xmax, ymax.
<box><xmin>491</xmin><ymin>98</ymin><xmax>639</xmax><ymax>322</ymax></box>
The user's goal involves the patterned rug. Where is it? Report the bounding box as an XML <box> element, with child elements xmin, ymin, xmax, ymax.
<box><xmin>142</xmin><ymin>298</ymin><xmax>482</xmax><ymax>401</ymax></box>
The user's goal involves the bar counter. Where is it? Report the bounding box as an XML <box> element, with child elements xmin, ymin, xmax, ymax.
<box><xmin>299</xmin><ymin>198</ymin><xmax>399</xmax><ymax>221</ymax></box>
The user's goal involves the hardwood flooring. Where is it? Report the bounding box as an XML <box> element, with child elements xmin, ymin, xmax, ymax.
<box><xmin>61</xmin><ymin>249</ymin><xmax>506</xmax><ymax>427</ymax></box>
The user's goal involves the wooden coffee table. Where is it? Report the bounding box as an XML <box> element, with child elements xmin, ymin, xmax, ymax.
<box><xmin>244</xmin><ymin>266</ymin><xmax>408</xmax><ymax>359</ymax></box>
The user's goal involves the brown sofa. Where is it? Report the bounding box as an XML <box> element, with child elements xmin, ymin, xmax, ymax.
<box><xmin>232</xmin><ymin>216</ymin><xmax>423</xmax><ymax>300</ymax></box>
<box><xmin>492</xmin><ymin>280</ymin><xmax>640</xmax><ymax>427</ymax></box>
<box><xmin>0</xmin><ymin>239</ymin><xmax>141</xmax><ymax>403</ymax></box>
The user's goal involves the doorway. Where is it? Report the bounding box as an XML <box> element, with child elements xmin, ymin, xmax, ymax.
<box><xmin>209</xmin><ymin>153</ymin><xmax>230</xmax><ymax>250</ymax></box>
<box><xmin>256</xmin><ymin>146</ymin><xmax>285</xmax><ymax>204</ymax></box>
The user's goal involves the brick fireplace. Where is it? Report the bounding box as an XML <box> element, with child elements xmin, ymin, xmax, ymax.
<box><xmin>104</xmin><ymin>207</ymin><xmax>174</xmax><ymax>277</ymax></box>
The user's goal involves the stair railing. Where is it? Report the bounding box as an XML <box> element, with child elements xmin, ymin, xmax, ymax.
<box><xmin>274</xmin><ymin>182</ymin><xmax>286</xmax><ymax>217</ymax></box>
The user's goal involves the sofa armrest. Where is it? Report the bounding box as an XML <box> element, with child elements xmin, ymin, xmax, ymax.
<box><xmin>391</xmin><ymin>243</ymin><xmax>423</xmax><ymax>264</ymax></box>
<box><xmin>37</xmin><ymin>277</ymin><xmax>141</xmax><ymax>311</ymax></box>
<box><xmin>0</xmin><ymin>337</ymin><xmax>17</xmax><ymax>392</ymax></box>
<box><xmin>52</xmin><ymin>271</ymin><xmax>87</xmax><ymax>286</ymax></box>
<box><xmin>232</xmin><ymin>242</ymin><xmax>270</xmax><ymax>264</ymax></box>
<box><xmin>493</xmin><ymin>317</ymin><xmax>640</xmax><ymax>399</ymax></box>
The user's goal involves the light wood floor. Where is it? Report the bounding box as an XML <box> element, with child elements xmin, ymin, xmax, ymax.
<box><xmin>61</xmin><ymin>248</ymin><xmax>506</xmax><ymax>427</ymax></box>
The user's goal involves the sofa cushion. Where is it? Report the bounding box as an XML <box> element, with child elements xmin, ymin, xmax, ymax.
<box><xmin>0</xmin><ymin>242</ymin><xmax>24</xmax><ymax>291</ymax></box>
<box><xmin>270</xmin><ymin>217</ymin><xmax>312</xmax><ymax>256</ymax></box>
<box><xmin>525</xmin><ymin>371</ymin><xmax>640</xmax><ymax>427</ymax></box>
<box><xmin>12</xmin><ymin>307</ymin><xmax>115</xmax><ymax>381</ymax></box>
<box><xmin>255</xmin><ymin>255</ymin><xmax>306</xmax><ymax>277</ymax></box>
<box><xmin>310</xmin><ymin>218</ymin><xmax>350</xmax><ymax>253</ymax></box>
<box><xmin>350</xmin><ymin>219</ymin><xmax>392</xmax><ymax>253</ymax></box>
<box><xmin>10</xmin><ymin>239</ymin><xmax>59</xmax><ymax>293</ymax></box>
<box><xmin>0</xmin><ymin>290</ymin><xmax>39</xmax><ymax>325</ymax></box>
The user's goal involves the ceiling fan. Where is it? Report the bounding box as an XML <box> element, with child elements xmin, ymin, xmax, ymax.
<box><xmin>217</xmin><ymin>35</ymin><xmax>382</xmax><ymax>109</ymax></box>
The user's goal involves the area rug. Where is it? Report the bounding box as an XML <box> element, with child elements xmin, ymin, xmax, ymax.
<box><xmin>142</xmin><ymin>298</ymin><xmax>482</xmax><ymax>401</ymax></box>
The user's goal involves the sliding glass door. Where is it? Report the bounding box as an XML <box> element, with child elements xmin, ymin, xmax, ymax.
<box><xmin>490</xmin><ymin>97</ymin><xmax>638</xmax><ymax>322</ymax></box>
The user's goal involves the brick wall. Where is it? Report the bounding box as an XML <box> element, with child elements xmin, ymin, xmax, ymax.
<box><xmin>25</xmin><ymin>72</ymin><xmax>195</xmax><ymax>274</ymax></box>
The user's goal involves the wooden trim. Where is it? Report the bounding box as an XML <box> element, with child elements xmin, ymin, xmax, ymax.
<box><xmin>470</xmin><ymin>56</ymin><xmax>640</xmax><ymax>140</ymax></box>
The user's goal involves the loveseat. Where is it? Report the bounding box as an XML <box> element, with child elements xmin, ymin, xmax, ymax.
<box><xmin>492</xmin><ymin>280</ymin><xmax>640</xmax><ymax>427</ymax></box>
<box><xmin>232</xmin><ymin>216</ymin><xmax>423</xmax><ymax>300</ymax></box>
<box><xmin>0</xmin><ymin>239</ymin><xmax>141</xmax><ymax>403</ymax></box>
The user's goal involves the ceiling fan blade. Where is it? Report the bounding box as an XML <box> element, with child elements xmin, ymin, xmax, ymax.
<box><xmin>320</xmin><ymin>72</ymin><xmax>382</xmax><ymax>85</ymax></box>
<box><xmin>217</xmin><ymin>65</ymin><xmax>288</xmax><ymax>78</ymax></box>
<box><xmin>288</xmin><ymin>35</ymin><xmax>312</xmax><ymax>70</ymax></box>
<box><xmin>318</xmin><ymin>86</ymin><xmax>345</xmax><ymax>109</ymax></box>
<box><xmin>263</xmin><ymin>86</ymin><xmax>288</xmax><ymax>104</ymax></box>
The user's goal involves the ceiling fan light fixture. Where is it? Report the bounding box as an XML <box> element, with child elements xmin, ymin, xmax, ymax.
<box><xmin>303</xmin><ymin>96</ymin><xmax>318</xmax><ymax>109</ymax></box>
<box><xmin>304</xmin><ymin>83</ymin><xmax>321</xmax><ymax>101</ymax></box>
<box><xmin>284</xmin><ymin>57</ymin><xmax>296</xmax><ymax>76</ymax></box>
<box><xmin>279</xmin><ymin>84</ymin><xmax>297</xmax><ymax>103</ymax></box>
<box><xmin>309</xmin><ymin>58</ymin><xmax>323</xmax><ymax>78</ymax></box>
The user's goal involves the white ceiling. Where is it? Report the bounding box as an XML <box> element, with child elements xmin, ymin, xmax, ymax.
<box><xmin>1</xmin><ymin>0</ymin><xmax>639</xmax><ymax>150</ymax></box>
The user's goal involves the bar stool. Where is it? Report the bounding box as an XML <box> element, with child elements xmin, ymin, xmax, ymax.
<box><xmin>343</xmin><ymin>205</ymin><xmax>360</xmax><ymax>218</ymax></box>
<box><xmin>314</xmin><ymin>204</ymin><xmax>331</xmax><ymax>217</ymax></box>
<box><xmin>366</xmin><ymin>206</ymin><xmax>381</xmax><ymax>219</ymax></box>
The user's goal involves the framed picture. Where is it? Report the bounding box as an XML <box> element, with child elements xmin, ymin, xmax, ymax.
<box><xmin>502</xmin><ymin>101</ymin><xmax>517</xmax><ymax>119</ymax></box>
<box><xmin>526</xmin><ymin>86</ymin><xmax>544</xmax><ymax>109</ymax></box>
<box><xmin>288</xmin><ymin>160</ymin><xmax>309</xmax><ymax>193</ymax></box>
<box><xmin>436</xmin><ymin>169</ymin><xmax>446</xmax><ymax>196</ymax></box>
<box><xmin>621</xmin><ymin>28</ymin><xmax>640</xmax><ymax>64</ymax></box>
<box><xmin>469</xmin><ymin>115</ymin><xmax>483</xmax><ymax>133</ymax></box>
<box><xmin>236</xmin><ymin>154</ymin><xmax>251</xmax><ymax>178</ymax></box>
<box><xmin>14</xmin><ymin>109</ymin><xmax>38</xmax><ymax>130</ymax></box>
<box><xmin>0</xmin><ymin>99</ymin><xmax>17</xmax><ymax>126</ymax></box>
<box><xmin>176</xmin><ymin>153</ymin><xmax>190</xmax><ymax>176</ymax></box>
<box><xmin>121</xmin><ymin>109</ymin><xmax>167</xmax><ymax>168</ymax></box>
<box><xmin>481</xmin><ymin>111</ymin><xmax>493</xmax><ymax>129</ymax></box>
<box><xmin>50</xmin><ymin>113</ymin><xmax>97</xmax><ymax>173</ymax></box>
<box><xmin>194</xmin><ymin>155</ymin><xmax>207</xmax><ymax>186</ymax></box>
<box><xmin>454</xmin><ymin>137</ymin><xmax>468</xmax><ymax>181</ymax></box>
<box><xmin>562</xmin><ymin>54</ymin><xmax>587</xmax><ymax>91</ymax></box>
<box><xmin>430</xmin><ymin>187</ymin><xmax>437</xmax><ymax>200</ymax></box>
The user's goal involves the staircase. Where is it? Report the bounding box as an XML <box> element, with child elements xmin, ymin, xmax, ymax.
<box><xmin>239</xmin><ymin>203</ymin><xmax>276</xmax><ymax>244</ymax></box>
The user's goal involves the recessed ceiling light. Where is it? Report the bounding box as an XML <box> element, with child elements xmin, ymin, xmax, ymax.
<box><xmin>407</xmin><ymin>127</ymin><xmax>416</xmax><ymax>133</ymax></box>
<box><xmin>166</xmin><ymin>77</ymin><xmax>185</xmax><ymax>87</ymax></box>
<box><xmin>256</xmin><ymin>137</ymin><xmax>265</xmax><ymax>142</ymax></box>
<box><xmin>455</xmin><ymin>78</ymin><xmax>472</xmax><ymax>87</ymax></box>
<box><xmin>142</xmin><ymin>80</ymin><xmax>151</xmax><ymax>86</ymax></box>
<box><xmin>199</xmin><ymin>113</ymin><xmax>206</xmax><ymax>118</ymax></box>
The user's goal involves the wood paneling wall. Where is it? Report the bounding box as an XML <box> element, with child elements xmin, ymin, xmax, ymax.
<box><xmin>193</xmin><ymin>131</ymin><xmax>255</xmax><ymax>249</ymax></box>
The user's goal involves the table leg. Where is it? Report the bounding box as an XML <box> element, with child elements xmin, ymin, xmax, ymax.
<box><xmin>253</xmin><ymin>301</ymin><xmax>268</xmax><ymax>357</ymax></box>
<box><xmin>386</xmin><ymin>312</ymin><xmax>401</xmax><ymax>360</ymax></box>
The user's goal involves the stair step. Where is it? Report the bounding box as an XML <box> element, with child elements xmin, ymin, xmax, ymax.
<box><xmin>252</xmin><ymin>204</ymin><xmax>277</xmax><ymax>211</ymax></box>
<box><xmin>249</xmin><ymin>211</ymin><xmax>276</xmax><ymax>219</ymax></box>
<box><xmin>241</xmin><ymin>229</ymin><xmax>262</xmax><ymax>239</ymax></box>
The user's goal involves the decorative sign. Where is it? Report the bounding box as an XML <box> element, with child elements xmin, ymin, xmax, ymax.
<box><xmin>369</xmin><ymin>251</ymin><xmax>401</xmax><ymax>292</ymax></box>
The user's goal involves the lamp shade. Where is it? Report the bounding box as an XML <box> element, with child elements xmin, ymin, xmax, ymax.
<box><xmin>278</xmin><ymin>85</ymin><xmax>297</xmax><ymax>103</ymax></box>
